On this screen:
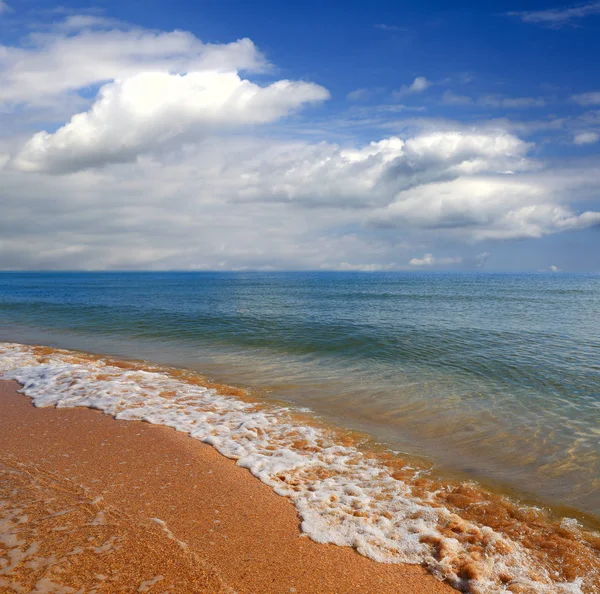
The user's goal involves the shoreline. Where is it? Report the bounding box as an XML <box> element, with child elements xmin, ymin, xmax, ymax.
<box><xmin>4</xmin><ymin>327</ymin><xmax>599</xmax><ymax>525</ymax></box>
<box><xmin>0</xmin><ymin>379</ymin><xmax>452</xmax><ymax>593</ymax></box>
<box><xmin>1</xmin><ymin>342</ymin><xmax>599</xmax><ymax>593</ymax></box>
<box><xmin>4</xmin><ymin>328</ymin><xmax>600</xmax><ymax>524</ymax></box>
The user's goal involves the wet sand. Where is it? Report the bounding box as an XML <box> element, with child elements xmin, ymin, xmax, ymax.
<box><xmin>0</xmin><ymin>380</ymin><xmax>454</xmax><ymax>594</ymax></box>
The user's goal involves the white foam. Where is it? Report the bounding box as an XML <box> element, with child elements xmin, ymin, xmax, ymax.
<box><xmin>0</xmin><ymin>343</ymin><xmax>593</xmax><ymax>593</ymax></box>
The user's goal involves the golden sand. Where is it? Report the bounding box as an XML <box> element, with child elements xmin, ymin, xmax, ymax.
<box><xmin>0</xmin><ymin>380</ymin><xmax>454</xmax><ymax>594</ymax></box>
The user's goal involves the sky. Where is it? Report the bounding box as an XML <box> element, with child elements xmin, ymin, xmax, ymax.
<box><xmin>0</xmin><ymin>1</ymin><xmax>599</xmax><ymax>271</ymax></box>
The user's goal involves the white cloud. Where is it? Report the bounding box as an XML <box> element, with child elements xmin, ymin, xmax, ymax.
<box><xmin>408</xmin><ymin>77</ymin><xmax>431</xmax><ymax>93</ymax></box>
<box><xmin>508</xmin><ymin>2</ymin><xmax>600</xmax><ymax>27</ymax></box>
<box><xmin>1</xmin><ymin>16</ymin><xmax>599</xmax><ymax>271</ymax></box>
<box><xmin>394</xmin><ymin>77</ymin><xmax>432</xmax><ymax>98</ymax></box>
<box><xmin>550</xmin><ymin>265</ymin><xmax>561</xmax><ymax>272</ymax></box>
<box><xmin>191</xmin><ymin>130</ymin><xmax>533</xmax><ymax>210</ymax></box>
<box><xmin>572</xmin><ymin>92</ymin><xmax>600</xmax><ymax>105</ymax></box>
<box><xmin>347</xmin><ymin>88</ymin><xmax>371</xmax><ymax>101</ymax></box>
<box><xmin>53</xmin><ymin>15</ymin><xmax>126</xmax><ymax>31</ymax></box>
<box><xmin>409</xmin><ymin>254</ymin><xmax>462</xmax><ymax>266</ymax></box>
<box><xmin>574</xmin><ymin>131</ymin><xmax>600</xmax><ymax>145</ymax></box>
<box><xmin>0</xmin><ymin>1</ymin><xmax>9</xmax><ymax>15</ymax></box>
<box><xmin>479</xmin><ymin>96</ymin><xmax>546</xmax><ymax>108</ymax></box>
<box><xmin>0</xmin><ymin>22</ymin><xmax>267</xmax><ymax>107</ymax></box>
<box><xmin>370</xmin><ymin>176</ymin><xmax>600</xmax><ymax>240</ymax></box>
<box><xmin>12</xmin><ymin>71</ymin><xmax>329</xmax><ymax>173</ymax></box>
<box><xmin>1</xmin><ymin>133</ymin><xmax>599</xmax><ymax>270</ymax></box>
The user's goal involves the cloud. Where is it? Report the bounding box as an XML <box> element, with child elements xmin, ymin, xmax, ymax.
<box><xmin>12</xmin><ymin>71</ymin><xmax>330</xmax><ymax>173</ymax></box>
<box><xmin>409</xmin><ymin>254</ymin><xmax>462</xmax><ymax>266</ymax></box>
<box><xmin>52</xmin><ymin>15</ymin><xmax>127</xmax><ymax>31</ymax></box>
<box><xmin>1</xmin><ymin>133</ymin><xmax>600</xmax><ymax>270</ymax></box>
<box><xmin>441</xmin><ymin>91</ymin><xmax>473</xmax><ymax>106</ymax></box>
<box><xmin>393</xmin><ymin>77</ymin><xmax>432</xmax><ymax>98</ymax></box>
<box><xmin>574</xmin><ymin>131</ymin><xmax>600</xmax><ymax>144</ymax></box>
<box><xmin>347</xmin><ymin>88</ymin><xmax>372</xmax><ymax>101</ymax></box>
<box><xmin>508</xmin><ymin>2</ymin><xmax>600</xmax><ymax>27</ymax></box>
<box><xmin>572</xmin><ymin>91</ymin><xmax>600</xmax><ymax>105</ymax></box>
<box><xmin>550</xmin><ymin>265</ymin><xmax>561</xmax><ymax>272</ymax></box>
<box><xmin>0</xmin><ymin>155</ymin><xmax>396</xmax><ymax>270</ymax></box>
<box><xmin>370</xmin><ymin>176</ymin><xmax>600</xmax><ymax>240</ymax></box>
<box><xmin>200</xmin><ymin>130</ymin><xmax>534</xmax><ymax>210</ymax></box>
<box><xmin>442</xmin><ymin>92</ymin><xmax>546</xmax><ymax>109</ymax></box>
<box><xmin>0</xmin><ymin>21</ymin><xmax>268</xmax><ymax>107</ymax></box>
<box><xmin>0</xmin><ymin>1</ymin><xmax>9</xmax><ymax>15</ymax></box>
<box><xmin>408</xmin><ymin>77</ymin><xmax>431</xmax><ymax>93</ymax></box>
<box><xmin>1</xmin><ymin>15</ymin><xmax>600</xmax><ymax>271</ymax></box>
<box><xmin>479</xmin><ymin>96</ymin><xmax>546</xmax><ymax>108</ymax></box>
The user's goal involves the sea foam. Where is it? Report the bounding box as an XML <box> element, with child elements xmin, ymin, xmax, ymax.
<box><xmin>0</xmin><ymin>343</ymin><xmax>597</xmax><ymax>594</ymax></box>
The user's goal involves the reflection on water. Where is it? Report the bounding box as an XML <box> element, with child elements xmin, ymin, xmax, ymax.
<box><xmin>0</xmin><ymin>271</ymin><xmax>599</xmax><ymax>518</ymax></box>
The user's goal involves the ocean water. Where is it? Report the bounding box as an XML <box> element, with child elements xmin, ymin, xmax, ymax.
<box><xmin>0</xmin><ymin>271</ymin><xmax>598</xmax><ymax>517</ymax></box>
<box><xmin>0</xmin><ymin>271</ymin><xmax>599</xmax><ymax>592</ymax></box>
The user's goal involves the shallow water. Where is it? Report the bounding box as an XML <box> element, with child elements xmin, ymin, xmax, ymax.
<box><xmin>0</xmin><ymin>271</ymin><xmax>598</xmax><ymax>519</ymax></box>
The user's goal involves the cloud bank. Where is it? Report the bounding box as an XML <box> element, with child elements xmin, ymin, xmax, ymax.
<box><xmin>1</xmin><ymin>15</ymin><xmax>600</xmax><ymax>271</ymax></box>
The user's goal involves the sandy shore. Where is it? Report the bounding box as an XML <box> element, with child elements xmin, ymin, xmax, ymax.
<box><xmin>0</xmin><ymin>380</ymin><xmax>454</xmax><ymax>594</ymax></box>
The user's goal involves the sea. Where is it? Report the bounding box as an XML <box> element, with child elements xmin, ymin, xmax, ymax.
<box><xmin>0</xmin><ymin>271</ymin><xmax>599</xmax><ymax>592</ymax></box>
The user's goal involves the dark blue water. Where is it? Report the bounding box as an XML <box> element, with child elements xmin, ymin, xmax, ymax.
<box><xmin>1</xmin><ymin>271</ymin><xmax>599</xmax><ymax>517</ymax></box>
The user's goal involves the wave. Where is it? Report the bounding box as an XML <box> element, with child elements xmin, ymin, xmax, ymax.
<box><xmin>0</xmin><ymin>343</ymin><xmax>598</xmax><ymax>593</ymax></box>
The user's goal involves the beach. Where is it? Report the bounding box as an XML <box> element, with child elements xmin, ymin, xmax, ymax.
<box><xmin>1</xmin><ymin>343</ymin><xmax>599</xmax><ymax>594</ymax></box>
<box><xmin>0</xmin><ymin>379</ymin><xmax>453</xmax><ymax>594</ymax></box>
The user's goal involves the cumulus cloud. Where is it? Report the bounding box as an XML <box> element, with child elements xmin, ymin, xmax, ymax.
<box><xmin>0</xmin><ymin>22</ymin><xmax>267</xmax><ymax>107</ymax></box>
<box><xmin>508</xmin><ymin>2</ymin><xmax>600</xmax><ymax>27</ymax></box>
<box><xmin>1</xmin><ymin>133</ymin><xmax>600</xmax><ymax>270</ymax></box>
<box><xmin>1</xmin><ymin>16</ymin><xmax>600</xmax><ymax>271</ymax></box>
<box><xmin>574</xmin><ymin>131</ymin><xmax>600</xmax><ymax>145</ymax></box>
<box><xmin>12</xmin><ymin>71</ymin><xmax>329</xmax><ymax>173</ymax></box>
<box><xmin>370</xmin><ymin>176</ymin><xmax>600</xmax><ymax>240</ymax></box>
<box><xmin>409</xmin><ymin>254</ymin><xmax>462</xmax><ymax>266</ymax></box>
<box><xmin>188</xmin><ymin>130</ymin><xmax>534</xmax><ymax>210</ymax></box>
<box><xmin>572</xmin><ymin>92</ymin><xmax>600</xmax><ymax>106</ymax></box>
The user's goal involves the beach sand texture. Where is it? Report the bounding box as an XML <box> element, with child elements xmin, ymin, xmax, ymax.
<box><xmin>0</xmin><ymin>379</ymin><xmax>453</xmax><ymax>593</ymax></box>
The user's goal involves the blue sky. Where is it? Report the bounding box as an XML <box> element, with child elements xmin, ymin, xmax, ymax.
<box><xmin>0</xmin><ymin>1</ymin><xmax>599</xmax><ymax>271</ymax></box>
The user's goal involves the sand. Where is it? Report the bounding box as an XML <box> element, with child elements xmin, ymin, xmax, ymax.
<box><xmin>0</xmin><ymin>380</ymin><xmax>454</xmax><ymax>594</ymax></box>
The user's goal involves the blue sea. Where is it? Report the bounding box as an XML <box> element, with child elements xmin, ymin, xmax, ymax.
<box><xmin>0</xmin><ymin>271</ymin><xmax>599</xmax><ymax>521</ymax></box>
